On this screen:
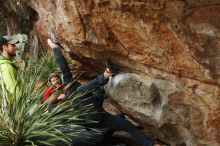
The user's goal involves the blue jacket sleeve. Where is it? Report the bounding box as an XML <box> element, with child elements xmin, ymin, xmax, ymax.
<box><xmin>53</xmin><ymin>47</ymin><xmax>73</xmax><ymax>84</ymax></box>
<box><xmin>77</xmin><ymin>74</ymin><xmax>108</xmax><ymax>93</ymax></box>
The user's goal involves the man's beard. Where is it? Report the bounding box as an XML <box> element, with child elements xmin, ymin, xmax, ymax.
<box><xmin>8</xmin><ymin>52</ymin><xmax>16</xmax><ymax>59</ymax></box>
<box><xmin>52</xmin><ymin>83</ymin><xmax>62</xmax><ymax>88</ymax></box>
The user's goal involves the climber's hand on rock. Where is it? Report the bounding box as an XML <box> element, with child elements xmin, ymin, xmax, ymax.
<box><xmin>104</xmin><ymin>68</ymin><xmax>113</xmax><ymax>79</ymax></box>
<box><xmin>47</xmin><ymin>39</ymin><xmax>58</xmax><ymax>49</ymax></box>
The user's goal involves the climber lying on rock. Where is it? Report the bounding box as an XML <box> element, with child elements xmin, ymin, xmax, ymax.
<box><xmin>44</xmin><ymin>38</ymin><xmax>165</xmax><ymax>146</ymax></box>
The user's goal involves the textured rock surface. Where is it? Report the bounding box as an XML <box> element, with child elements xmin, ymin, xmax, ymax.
<box><xmin>0</xmin><ymin>0</ymin><xmax>34</xmax><ymax>35</ymax></box>
<box><xmin>105</xmin><ymin>73</ymin><xmax>220</xmax><ymax>146</ymax></box>
<box><xmin>26</xmin><ymin>0</ymin><xmax>220</xmax><ymax>145</ymax></box>
<box><xmin>0</xmin><ymin>0</ymin><xmax>39</xmax><ymax>62</ymax></box>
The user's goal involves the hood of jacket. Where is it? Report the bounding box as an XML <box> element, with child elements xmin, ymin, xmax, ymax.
<box><xmin>0</xmin><ymin>55</ymin><xmax>16</xmax><ymax>66</ymax></box>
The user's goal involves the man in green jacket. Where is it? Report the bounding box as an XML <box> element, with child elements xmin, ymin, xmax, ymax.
<box><xmin>0</xmin><ymin>35</ymin><xmax>20</xmax><ymax>104</ymax></box>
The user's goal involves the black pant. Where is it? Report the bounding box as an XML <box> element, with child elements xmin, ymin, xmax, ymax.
<box><xmin>97</xmin><ymin>112</ymin><xmax>153</xmax><ymax>146</ymax></box>
<box><xmin>71</xmin><ymin>127</ymin><xmax>114</xmax><ymax>146</ymax></box>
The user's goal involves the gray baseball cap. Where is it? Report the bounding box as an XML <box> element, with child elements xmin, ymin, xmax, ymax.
<box><xmin>0</xmin><ymin>36</ymin><xmax>19</xmax><ymax>46</ymax></box>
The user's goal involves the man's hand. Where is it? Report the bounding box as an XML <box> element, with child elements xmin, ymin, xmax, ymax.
<box><xmin>47</xmin><ymin>39</ymin><xmax>58</xmax><ymax>49</ymax></box>
<box><xmin>104</xmin><ymin>68</ymin><xmax>113</xmax><ymax>79</ymax></box>
<box><xmin>57</xmin><ymin>93</ymin><xmax>65</xmax><ymax>100</ymax></box>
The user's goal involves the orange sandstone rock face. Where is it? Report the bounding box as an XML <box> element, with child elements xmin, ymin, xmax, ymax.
<box><xmin>27</xmin><ymin>0</ymin><xmax>220</xmax><ymax>145</ymax></box>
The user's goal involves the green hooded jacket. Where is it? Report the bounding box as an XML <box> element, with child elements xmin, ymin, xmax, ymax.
<box><xmin>0</xmin><ymin>55</ymin><xmax>21</xmax><ymax>103</ymax></box>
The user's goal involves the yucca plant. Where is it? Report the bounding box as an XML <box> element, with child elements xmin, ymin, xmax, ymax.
<box><xmin>40</xmin><ymin>53</ymin><xmax>59</xmax><ymax>79</ymax></box>
<box><xmin>31</xmin><ymin>52</ymin><xmax>59</xmax><ymax>81</ymax></box>
<box><xmin>0</xmin><ymin>55</ymin><xmax>98</xmax><ymax>146</ymax></box>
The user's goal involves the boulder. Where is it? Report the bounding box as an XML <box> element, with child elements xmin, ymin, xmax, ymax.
<box><xmin>26</xmin><ymin>0</ymin><xmax>220</xmax><ymax>145</ymax></box>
